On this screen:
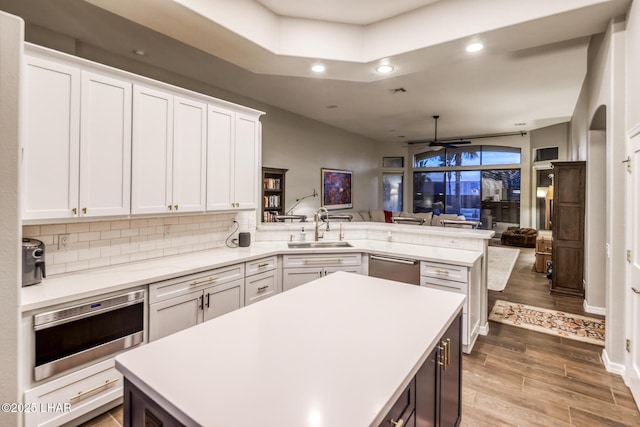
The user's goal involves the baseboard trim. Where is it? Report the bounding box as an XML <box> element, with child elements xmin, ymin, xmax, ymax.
<box><xmin>479</xmin><ymin>322</ymin><xmax>489</xmax><ymax>335</ymax></box>
<box><xmin>602</xmin><ymin>349</ymin><xmax>625</xmax><ymax>375</ymax></box>
<box><xmin>583</xmin><ymin>300</ymin><xmax>606</xmax><ymax>316</ymax></box>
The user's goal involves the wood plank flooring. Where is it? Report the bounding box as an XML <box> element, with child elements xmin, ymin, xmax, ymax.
<box><xmin>81</xmin><ymin>243</ymin><xmax>639</xmax><ymax>427</ymax></box>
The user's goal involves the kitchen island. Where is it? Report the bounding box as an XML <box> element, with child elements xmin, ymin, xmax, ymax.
<box><xmin>115</xmin><ymin>271</ymin><xmax>465</xmax><ymax>427</ymax></box>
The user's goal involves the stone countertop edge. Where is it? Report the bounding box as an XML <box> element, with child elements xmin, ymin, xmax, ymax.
<box><xmin>114</xmin><ymin>272</ymin><xmax>466</xmax><ymax>427</ymax></box>
<box><xmin>21</xmin><ymin>239</ymin><xmax>483</xmax><ymax>312</ymax></box>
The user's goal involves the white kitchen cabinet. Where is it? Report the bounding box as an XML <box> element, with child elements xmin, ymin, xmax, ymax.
<box><xmin>79</xmin><ymin>71</ymin><xmax>132</xmax><ymax>217</ymax></box>
<box><xmin>206</xmin><ymin>106</ymin><xmax>261</xmax><ymax>211</ymax></box>
<box><xmin>23</xmin><ymin>358</ymin><xmax>122</xmax><ymax>427</ymax></box>
<box><xmin>23</xmin><ymin>56</ymin><xmax>80</xmax><ymax>220</ymax></box>
<box><xmin>282</xmin><ymin>253</ymin><xmax>362</xmax><ymax>291</ymax></box>
<box><xmin>148</xmin><ymin>264</ymin><xmax>245</xmax><ymax>341</ymax></box>
<box><xmin>131</xmin><ymin>86</ymin><xmax>207</xmax><ymax>214</ymax></box>
<box><xmin>244</xmin><ymin>256</ymin><xmax>281</xmax><ymax>305</ymax></box>
<box><xmin>23</xmin><ymin>58</ymin><xmax>132</xmax><ymax>220</ymax></box>
<box><xmin>420</xmin><ymin>259</ymin><xmax>481</xmax><ymax>354</ymax></box>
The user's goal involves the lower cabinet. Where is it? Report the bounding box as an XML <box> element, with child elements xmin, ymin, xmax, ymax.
<box><xmin>415</xmin><ymin>313</ymin><xmax>462</xmax><ymax>427</ymax></box>
<box><xmin>282</xmin><ymin>253</ymin><xmax>362</xmax><ymax>291</ymax></box>
<box><xmin>148</xmin><ymin>264</ymin><xmax>245</xmax><ymax>341</ymax></box>
<box><xmin>245</xmin><ymin>256</ymin><xmax>281</xmax><ymax>305</ymax></box>
<box><xmin>24</xmin><ymin>358</ymin><xmax>122</xmax><ymax>427</ymax></box>
<box><xmin>420</xmin><ymin>260</ymin><xmax>480</xmax><ymax>354</ymax></box>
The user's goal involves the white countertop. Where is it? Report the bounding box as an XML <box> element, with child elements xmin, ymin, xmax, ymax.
<box><xmin>21</xmin><ymin>239</ymin><xmax>482</xmax><ymax>312</ymax></box>
<box><xmin>115</xmin><ymin>271</ymin><xmax>466</xmax><ymax>427</ymax></box>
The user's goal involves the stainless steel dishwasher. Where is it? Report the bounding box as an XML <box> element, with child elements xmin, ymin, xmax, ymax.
<box><xmin>368</xmin><ymin>255</ymin><xmax>420</xmax><ymax>285</ymax></box>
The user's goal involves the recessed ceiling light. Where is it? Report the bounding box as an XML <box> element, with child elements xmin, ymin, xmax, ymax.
<box><xmin>466</xmin><ymin>43</ymin><xmax>483</xmax><ymax>53</ymax></box>
<box><xmin>311</xmin><ymin>64</ymin><xmax>326</xmax><ymax>73</ymax></box>
<box><xmin>376</xmin><ymin>64</ymin><xmax>394</xmax><ymax>74</ymax></box>
<box><xmin>133</xmin><ymin>49</ymin><xmax>146</xmax><ymax>56</ymax></box>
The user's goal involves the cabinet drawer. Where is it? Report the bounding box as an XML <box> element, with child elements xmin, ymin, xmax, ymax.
<box><xmin>420</xmin><ymin>278</ymin><xmax>468</xmax><ymax>314</ymax></box>
<box><xmin>421</xmin><ymin>261</ymin><xmax>467</xmax><ymax>283</ymax></box>
<box><xmin>149</xmin><ymin>263</ymin><xmax>245</xmax><ymax>303</ymax></box>
<box><xmin>245</xmin><ymin>255</ymin><xmax>277</xmax><ymax>276</ymax></box>
<box><xmin>282</xmin><ymin>253</ymin><xmax>361</xmax><ymax>268</ymax></box>
<box><xmin>24</xmin><ymin>358</ymin><xmax>122</xmax><ymax>427</ymax></box>
<box><xmin>245</xmin><ymin>270</ymin><xmax>279</xmax><ymax>305</ymax></box>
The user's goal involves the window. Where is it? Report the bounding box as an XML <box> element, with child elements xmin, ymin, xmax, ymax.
<box><xmin>412</xmin><ymin>145</ymin><xmax>522</xmax><ymax>225</ymax></box>
<box><xmin>383</xmin><ymin>173</ymin><xmax>403</xmax><ymax>212</ymax></box>
<box><xmin>414</xmin><ymin>145</ymin><xmax>521</xmax><ymax>168</ymax></box>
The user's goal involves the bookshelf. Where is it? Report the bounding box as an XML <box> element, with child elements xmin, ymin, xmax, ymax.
<box><xmin>262</xmin><ymin>167</ymin><xmax>287</xmax><ymax>222</ymax></box>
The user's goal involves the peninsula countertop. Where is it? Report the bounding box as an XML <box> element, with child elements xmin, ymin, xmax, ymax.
<box><xmin>115</xmin><ymin>271</ymin><xmax>466</xmax><ymax>427</ymax></box>
<box><xmin>21</xmin><ymin>239</ymin><xmax>483</xmax><ymax>312</ymax></box>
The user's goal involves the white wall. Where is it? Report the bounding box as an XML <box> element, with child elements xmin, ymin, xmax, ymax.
<box><xmin>261</xmin><ymin>107</ymin><xmax>382</xmax><ymax>219</ymax></box>
<box><xmin>570</xmin><ymin>16</ymin><xmax>628</xmax><ymax>366</ymax></box>
<box><xmin>0</xmin><ymin>11</ymin><xmax>23</xmax><ymax>427</ymax></box>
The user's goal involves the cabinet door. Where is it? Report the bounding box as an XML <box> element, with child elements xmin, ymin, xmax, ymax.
<box><xmin>149</xmin><ymin>290</ymin><xmax>202</xmax><ymax>341</ymax></box>
<box><xmin>131</xmin><ymin>85</ymin><xmax>173</xmax><ymax>214</ymax></box>
<box><xmin>206</xmin><ymin>105</ymin><xmax>234</xmax><ymax>210</ymax></box>
<box><xmin>282</xmin><ymin>268</ymin><xmax>323</xmax><ymax>291</ymax></box>
<box><xmin>323</xmin><ymin>265</ymin><xmax>362</xmax><ymax>276</ymax></box>
<box><xmin>245</xmin><ymin>269</ymin><xmax>279</xmax><ymax>305</ymax></box>
<box><xmin>172</xmin><ymin>96</ymin><xmax>207</xmax><ymax>212</ymax></box>
<box><xmin>79</xmin><ymin>72</ymin><xmax>132</xmax><ymax>217</ymax></box>
<box><xmin>439</xmin><ymin>314</ymin><xmax>462</xmax><ymax>427</ymax></box>
<box><xmin>23</xmin><ymin>56</ymin><xmax>80</xmax><ymax>220</ymax></box>
<box><xmin>415</xmin><ymin>346</ymin><xmax>438</xmax><ymax>427</ymax></box>
<box><xmin>233</xmin><ymin>113</ymin><xmax>260</xmax><ymax>209</ymax></box>
<box><xmin>203</xmin><ymin>279</ymin><xmax>244</xmax><ymax>322</ymax></box>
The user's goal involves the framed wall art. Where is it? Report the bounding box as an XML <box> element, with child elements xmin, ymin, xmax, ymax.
<box><xmin>321</xmin><ymin>168</ymin><xmax>352</xmax><ymax>210</ymax></box>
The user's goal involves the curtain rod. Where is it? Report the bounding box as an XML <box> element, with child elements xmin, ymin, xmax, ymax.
<box><xmin>407</xmin><ymin>130</ymin><xmax>527</xmax><ymax>145</ymax></box>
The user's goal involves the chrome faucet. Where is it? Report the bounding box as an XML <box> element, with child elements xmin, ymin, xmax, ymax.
<box><xmin>314</xmin><ymin>207</ymin><xmax>330</xmax><ymax>241</ymax></box>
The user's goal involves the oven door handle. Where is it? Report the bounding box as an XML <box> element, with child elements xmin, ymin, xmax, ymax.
<box><xmin>34</xmin><ymin>297</ymin><xmax>144</xmax><ymax>331</ymax></box>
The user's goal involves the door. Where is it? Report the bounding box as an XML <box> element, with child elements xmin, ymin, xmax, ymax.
<box><xmin>627</xmin><ymin>129</ymin><xmax>640</xmax><ymax>404</ymax></box>
<box><xmin>202</xmin><ymin>279</ymin><xmax>244</xmax><ymax>321</ymax></box>
<box><xmin>207</xmin><ymin>105</ymin><xmax>234</xmax><ymax>210</ymax></box>
<box><xmin>131</xmin><ymin>85</ymin><xmax>174</xmax><ymax>214</ymax></box>
<box><xmin>233</xmin><ymin>113</ymin><xmax>260</xmax><ymax>209</ymax></box>
<box><xmin>172</xmin><ymin>96</ymin><xmax>207</xmax><ymax>212</ymax></box>
<box><xmin>282</xmin><ymin>268</ymin><xmax>323</xmax><ymax>291</ymax></box>
<box><xmin>79</xmin><ymin>72</ymin><xmax>132</xmax><ymax>217</ymax></box>
<box><xmin>23</xmin><ymin>56</ymin><xmax>80</xmax><ymax>220</ymax></box>
<box><xmin>149</xmin><ymin>291</ymin><xmax>202</xmax><ymax>341</ymax></box>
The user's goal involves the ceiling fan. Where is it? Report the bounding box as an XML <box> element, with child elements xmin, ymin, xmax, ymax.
<box><xmin>408</xmin><ymin>115</ymin><xmax>472</xmax><ymax>149</ymax></box>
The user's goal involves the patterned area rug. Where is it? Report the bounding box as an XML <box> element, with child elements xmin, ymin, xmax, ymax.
<box><xmin>489</xmin><ymin>300</ymin><xmax>605</xmax><ymax>346</ymax></box>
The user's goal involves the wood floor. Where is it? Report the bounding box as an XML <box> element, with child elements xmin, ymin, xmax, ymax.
<box><xmin>81</xmin><ymin>243</ymin><xmax>639</xmax><ymax>427</ymax></box>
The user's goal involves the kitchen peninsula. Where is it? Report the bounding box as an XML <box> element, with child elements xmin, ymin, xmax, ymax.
<box><xmin>115</xmin><ymin>272</ymin><xmax>465</xmax><ymax>427</ymax></box>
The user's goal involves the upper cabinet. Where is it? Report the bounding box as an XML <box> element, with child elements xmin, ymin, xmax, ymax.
<box><xmin>22</xmin><ymin>46</ymin><xmax>263</xmax><ymax>222</ymax></box>
<box><xmin>207</xmin><ymin>106</ymin><xmax>261</xmax><ymax>211</ymax></box>
<box><xmin>130</xmin><ymin>86</ymin><xmax>207</xmax><ymax>215</ymax></box>
<box><xmin>23</xmin><ymin>56</ymin><xmax>131</xmax><ymax>220</ymax></box>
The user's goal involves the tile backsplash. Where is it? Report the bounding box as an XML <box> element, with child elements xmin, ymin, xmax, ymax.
<box><xmin>23</xmin><ymin>211</ymin><xmax>256</xmax><ymax>276</ymax></box>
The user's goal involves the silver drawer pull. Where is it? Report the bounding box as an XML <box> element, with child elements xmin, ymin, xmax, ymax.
<box><xmin>257</xmin><ymin>285</ymin><xmax>269</xmax><ymax>292</ymax></box>
<box><xmin>69</xmin><ymin>378</ymin><xmax>119</xmax><ymax>402</ymax></box>
<box><xmin>633</xmin><ymin>287</ymin><xmax>640</xmax><ymax>294</ymax></box>
<box><xmin>304</xmin><ymin>258</ymin><xmax>342</xmax><ymax>264</ymax></box>
<box><xmin>435</xmin><ymin>268</ymin><xmax>450</xmax><ymax>275</ymax></box>
<box><xmin>257</xmin><ymin>263</ymin><xmax>269</xmax><ymax>268</ymax></box>
<box><xmin>191</xmin><ymin>276</ymin><xmax>218</xmax><ymax>286</ymax></box>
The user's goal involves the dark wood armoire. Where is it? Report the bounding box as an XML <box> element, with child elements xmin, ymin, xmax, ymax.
<box><xmin>550</xmin><ymin>161</ymin><xmax>586</xmax><ymax>297</ymax></box>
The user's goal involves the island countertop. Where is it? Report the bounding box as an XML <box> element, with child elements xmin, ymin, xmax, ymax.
<box><xmin>115</xmin><ymin>271</ymin><xmax>465</xmax><ymax>427</ymax></box>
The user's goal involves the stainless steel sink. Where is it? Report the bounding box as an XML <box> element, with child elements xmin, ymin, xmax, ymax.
<box><xmin>287</xmin><ymin>241</ymin><xmax>353</xmax><ymax>248</ymax></box>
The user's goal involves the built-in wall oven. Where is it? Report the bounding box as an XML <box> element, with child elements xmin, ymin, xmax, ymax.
<box><xmin>33</xmin><ymin>290</ymin><xmax>145</xmax><ymax>381</ymax></box>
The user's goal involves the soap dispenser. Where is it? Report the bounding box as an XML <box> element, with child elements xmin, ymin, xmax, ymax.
<box><xmin>300</xmin><ymin>227</ymin><xmax>306</xmax><ymax>241</ymax></box>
